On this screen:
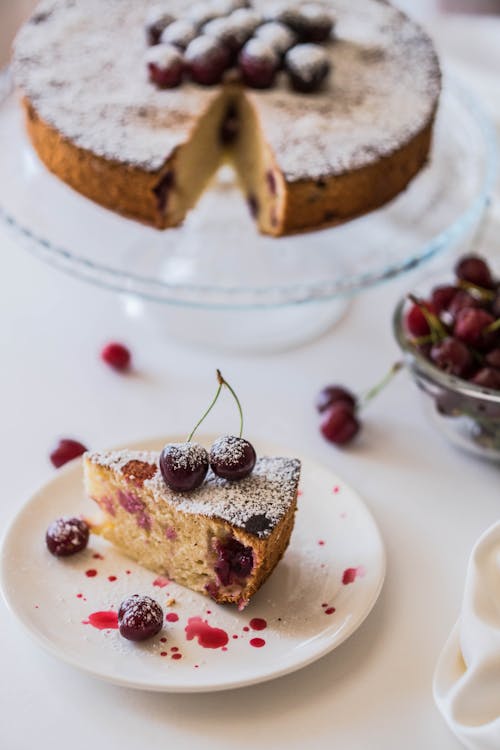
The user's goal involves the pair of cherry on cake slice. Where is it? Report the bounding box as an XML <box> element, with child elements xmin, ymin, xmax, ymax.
<box><xmin>146</xmin><ymin>0</ymin><xmax>334</xmax><ymax>92</ymax></box>
<box><xmin>46</xmin><ymin>371</ymin><xmax>301</xmax><ymax>622</ymax></box>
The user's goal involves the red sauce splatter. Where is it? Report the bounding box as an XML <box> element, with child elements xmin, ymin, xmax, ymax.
<box><xmin>243</xmin><ymin>626</ymin><xmax>250</xmax><ymax>632</ymax></box>
<box><xmin>297</xmin><ymin>489</ymin><xmax>303</xmax><ymax>496</ymax></box>
<box><xmin>185</xmin><ymin>617</ymin><xmax>229</xmax><ymax>649</ymax></box>
<box><xmin>171</xmin><ymin>646</ymin><xmax>179</xmax><ymax>652</ymax></box>
<box><xmin>93</xmin><ymin>553</ymin><xmax>104</xmax><ymax>560</ymax></box>
<box><xmin>125</xmin><ymin>570</ymin><xmax>131</xmax><ymax>575</ymax></box>
<box><xmin>249</xmin><ymin>618</ymin><xmax>267</xmax><ymax>631</ymax></box>
<box><xmin>85</xmin><ymin>569</ymin><xmax>98</xmax><ymax>577</ymax></box>
<box><xmin>166</xmin><ymin>612</ymin><xmax>179</xmax><ymax>623</ymax></box>
<box><xmin>250</xmin><ymin>637</ymin><xmax>266</xmax><ymax>648</ymax></box>
<box><xmin>232</xmin><ymin>635</ymin><xmax>238</xmax><ymax>639</ymax></box>
<box><xmin>321</xmin><ymin>603</ymin><xmax>328</xmax><ymax>608</ymax></box>
<box><xmin>318</xmin><ymin>540</ymin><xmax>325</xmax><ymax>546</ymax></box>
<box><xmin>160</xmin><ymin>652</ymin><xmax>167</xmax><ymax>657</ymax></box>
<box><xmin>108</xmin><ymin>575</ymin><xmax>117</xmax><ymax>582</ymax></box>
<box><xmin>34</xmin><ymin>604</ymin><xmax>39</xmax><ymax>609</ymax></box>
<box><xmin>194</xmin><ymin>665</ymin><xmax>199</xmax><ymax>669</ymax></box>
<box><xmin>172</xmin><ymin>653</ymin><xmax>182</xmax><ymax>660</ymax></box>
<box><xmin>222</xmin><ymin>647</ymin><xmax>228</xmax><ymax>652</ymax></box>
<box><xmin>325</xmin><ymin>607</ymin><xmax>335</xmax><ymax>615</ymax></box>
<box><xmin>153</xmin><ymin>576</ymin><xmax>169</xmax><ymax>588</ymax></box>
<box><xmin>84</xmin><ymin>611</ymin><xmax>119</xmax><ymax>630</ymax></box>
<box><xmin>206</xmin><ymin>610</ymin><xmax>212</xmax><ymax>615</ymax></box>
<box><xmin>77</xmin><ymin>593</ymin><xmax>83</xmax><ymax>599</ymax></box>
<box><xmin>333</xmin><ymin>486</ymin><xmax>340</xmax><ymax>494</ymax></box>
<box><xmin>160</xmin><ymin>637</ymin><xmax>167</xmax><ymax>643</ymax></box>
<box><xmin>342</xmin><ymin>566</ymin><xmax>365</xmax><ymax>585</ymax></box>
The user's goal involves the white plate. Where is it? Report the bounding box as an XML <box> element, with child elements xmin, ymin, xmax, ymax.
<box><xmin>0</xmin><ymin>437</ymin><xmax>385</xmax><ymax>693</ymax></box>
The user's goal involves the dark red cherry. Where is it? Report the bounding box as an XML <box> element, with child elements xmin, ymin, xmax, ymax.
<box><xmin>160</xmin><ymin>442</ymin><xmax>209</xmax><ymax>491</ymax></box>
<box><xmin>118</xmin><ymin>596</ymin><xmax>163</xmax><ymax>642</ymax></box>
<box><xmin>455</xmin><ymin>255</ymin><xmax>494</xmax><ymax>289</ymax></box>
<box><xmin>186</xmin><ymin>36</ymin><xmax>231</xmax><ymax>85</ymax></box>
<box><xmin>285</xmin><ymin>44</ymin><xmax>331</xmax><ymax>93</ymax></box>
<box><xmin>50</xmin><ymin>439</ymin><xmax>87</xmax><ymax>468</ymax></box>
<box><xmin>405</xmin><ymin>302</ymin><xmax>433</xmax><ymax>337</ymax></box>
<box><xmin>430</xmin><ymin>337</ymin><xmax>473</xmax><ymax>377</ymax></box>
<box><xmin>214</xmin><ymin>537</ymin><xmax>254</xmax><ymax>586</ymax></box>
<box><xmin>239</xmin><ymin>39</ymin><xmax>280</xmax><ymax>89</ymax></box>
<box><xmin>146</xmin><ymin>44</ymin><xmax>185</xmax><ymax>89</ymax></box>
<box><xmin>320</xmin><ymin>402</ymin><xmax>360</xmax><ymax>446</ymax></box>
<box><xmin>471</xmin><ymin>368</ymin><xmax>500</xmax><ymax>390</ymax></box>
<box><xmin>454</xmin><ymin>308</ymin><xmax>495</xmax><ymax>348</ymax></box>
<box><xmin>46</xmin><ymin>517</ymin><xmax>89</xmax><ymax>557</ymax></box>
<box><xmin>294</xmin><ymin>3</ymin><xmax>335</xmax><ymax>42</ymax></box>
<box><xmin>486</xmin><ymin>348</ymin><xmax>500</xmax><ymax>369</ymax></box>
<box><xmin>101</xmin><ymin>342</ymin><xmax>131</xmax><ymax>372</ymax></box>
<box><xmin>145</xmin><ymin>8</ymin><xmax>175</xmax><ymax>45</ymax></box>
<box><xmin>316</xmin><ymin>385</ymin><xmax>356</xmax><ymax>413</ymax></box>
<box><xmin>431</xmin><ymin>285</ymin><xmax>459</xmax><ymax>314</ymax></box>
<box><xmin>118</xmin><ymin>594</ymin><xmax>141</xmax><ymax>621</ymax></box>
<box><xmin>210</xmin><ymin>436</ymin><xmax>256</xmax><ymax>480</ymax></box>
<box><xmin>447</xmin><ymin>290</ymin><xmax>482</xmax><ymax>320</ymax></box>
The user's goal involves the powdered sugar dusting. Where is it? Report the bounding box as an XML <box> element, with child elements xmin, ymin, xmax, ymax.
<box><xmin>86</xmin><ymin>450</ymin><xmax>300</xmax><ymax>538</ymax></box>
<box><xmin>13</xmin><ymin>0</ymin><xmax>440</xmax><ymax>180</ymax></box>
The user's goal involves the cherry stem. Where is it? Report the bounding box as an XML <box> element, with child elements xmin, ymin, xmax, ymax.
<box><xmin>457</xmin><ymin>279</ymin><xmax>495</xmax><ymax>302</ymax></box>
<box><xmin>408</xmin><ymin>294</ymin><xmax>447</xmax><ymax>344</ymax></box>
<box><xmin>360</xmin><ymin>362</ymin><xmax>403</xmax><ymax>409</ymax></box>
<box><xmin>217</xmin><ymin>369</ymin><xmax>244</xmax><ymax>439</ymax></box>
<box><xmin>485</xmin><ymin>318</ymin><xmax>500</xmax><ymax>334</ymax></box>
<box><xmin>187</xmin><ymin>370</ymin><xmax>244</xmax><ymax>442</ymax></box>
<box><xmin>187</xmin><ymin>378</ymin><xmax>223</xmax><ymax>443</ymax></box>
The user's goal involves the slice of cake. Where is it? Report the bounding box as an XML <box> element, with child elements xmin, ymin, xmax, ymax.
<box><xmin>84</xmin><ymin>450</ymin><xmax>300</xmax><ymax>609</ymax></box>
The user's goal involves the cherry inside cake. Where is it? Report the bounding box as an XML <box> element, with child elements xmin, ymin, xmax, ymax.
<box><xmin>84</xmin><ymin>450</ymin><xmax>301</xmax><ymax>609</ymax></box>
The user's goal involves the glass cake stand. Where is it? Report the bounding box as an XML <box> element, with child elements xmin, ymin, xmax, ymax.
<box><xmin>0</xmin><ymin>68</ymin><xmax>497</xmax><ymax>351</ymax></box>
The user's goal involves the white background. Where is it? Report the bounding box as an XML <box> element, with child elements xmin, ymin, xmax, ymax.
<box><xmin>1</xmin><ymin>4</ymin><xmax>499</xmax><ymax>749</ymax></box>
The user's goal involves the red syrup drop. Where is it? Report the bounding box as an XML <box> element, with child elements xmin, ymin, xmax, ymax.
<box><xmin>171</xmin><ymin>647</ymin><xmax>179</xmax><ymax>652</ymax></box>
<box><xmin>342</xmin><ymin>566</ymin><xmax>365</xmax><ymax>585</ymax></box>
<box><xmin>84</xmin><ymin>611</ymin><xmax>119</xmax><ymax>630</ymax></box>
<box><xmin>85</xmin><ymin>569</ymin><xmax>98</xmax><ymax>577</ymax></box>
<box><xmin>166</xmin><ymin>612</ymin><xmax>179</xmax><ymax>623</ymax></box>
<box><xmin>160</xmin><ymin>637</ymin><xmax>167</xmax><ymax>643</ymax></box>
<box><xmin>153</xmin><ymin>576</ymin><xmax>170</xmax><ymax>588</ymax></box>
<box><xmin>325</xmin><ymin>607</ymin><xmax>335</xmax><ymax>615</ymax></box>
<box><xmin>93</xmin><ymin>553</ymin><xmax>104</xmax><ymax>560</ymax></box>
<box><xmin>160</xmin><ymin>652</ymin><xmax>168</xmax><ymax>657</ymax></box>
<box><xmin>172</xmin><ymin>653</ymin><xmax>182</xmax><ymax>660</ymax></box>
<box><xmin>333</xmin><ymin>486</ymin><xmax>340</xmax><ymax>494</ymax></box>
<box><xmin>249</xmin><ymin>637</ymin><xmax>266</xmax><ymax>648</ymax></box>
<box><xmin>77</xmin><ymin>593</ymin><xmax>83</xmax><ymax>599</ymax></box>
<box><xmin>249</xmin><ymin>618</ymin><xmax>267</xmax><ymax>631</ymax></box>
<box><xmin>185</xmin><ymin>617</ymin><xmax>229</xmax><ymax>649</ymax></box>
<box><xmin>243</xmin><ymin>626</ymin><xmax>250</xmax><ymax>632</ymax></box>
<box><xmin>318</xmin><ymin>540</ymin><xmax>325</xmax><ymax>546</ymax></box>
<box><xmin>108</xmin><ymin>575</ymin><xmax>117</xmax><ymax>582</ymax></box>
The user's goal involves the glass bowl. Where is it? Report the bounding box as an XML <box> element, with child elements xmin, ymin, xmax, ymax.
<box><xmin>394</xmin><ymin>298</ymin><xmax>500</xmax><ymax>462</ymax></box>
<box><xmin>0</xmin><ymin>67</ymin><xmax>497</xmax><ymax>350</ymax></box>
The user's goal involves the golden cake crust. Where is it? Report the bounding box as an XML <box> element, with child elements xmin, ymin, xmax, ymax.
<box><xmin>14</xmin><ymin>0</ymin><xmax>441</xmax><ymax>235</ymax></box>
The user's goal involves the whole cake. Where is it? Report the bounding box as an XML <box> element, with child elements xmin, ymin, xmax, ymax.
<box><xmin>84</xmin><ymin>450</ymin><xmax>301</xmax><ymax>609</ymax></box>
<box><xmin>13</xmin><ymin>0</ymin><xmax>441</xmax><ymax>236</ymax></box>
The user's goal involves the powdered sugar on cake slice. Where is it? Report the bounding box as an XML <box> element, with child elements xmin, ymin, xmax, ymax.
<box><xmin>86</xmin><ymin>450</ymin><xmax>300</xmax><ymax>539</ymax></box>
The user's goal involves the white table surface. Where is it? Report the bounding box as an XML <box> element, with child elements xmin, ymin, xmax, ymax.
<box><xmin>1</xmin><ymin>9</ymin><xmax>499</xmax><ymax>750</ymax></box>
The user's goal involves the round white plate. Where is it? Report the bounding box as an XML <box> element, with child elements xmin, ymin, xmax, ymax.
<box><xmin>0</xmin><ymin>437</ymin><xmax>385</xmax><ymax>692</ymax></box>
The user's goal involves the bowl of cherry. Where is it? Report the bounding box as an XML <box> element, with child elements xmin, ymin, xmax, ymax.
<box><xmin>394</xmin><ymin>254</ymin><xmax>500</xmax><ymax>461</ymax></box>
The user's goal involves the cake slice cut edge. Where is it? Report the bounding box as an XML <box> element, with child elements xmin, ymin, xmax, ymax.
<box><xmin>83</xmin><ymin>450</ymin><xmax>301</xmax><ymax>609</ymax></box>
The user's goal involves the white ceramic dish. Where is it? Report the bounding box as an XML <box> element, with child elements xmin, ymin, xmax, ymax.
<box><xmin>0</xmin><ymin>437</ymin><xmax>385</xmax><ymax>692</ymax></box>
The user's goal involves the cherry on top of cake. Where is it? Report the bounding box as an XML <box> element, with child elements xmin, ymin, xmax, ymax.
<box><xmin>145</xmin><ymin>0</ymin><xmax>335</xmax><ymax>92</ymax></box>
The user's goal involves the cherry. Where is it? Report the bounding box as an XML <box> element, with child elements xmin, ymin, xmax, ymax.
<box><xmin>118</xmin><ymin>596</ymin><xmax>163</xmax><ymax>642</ymax></box>
<box><xmin>316</xmin><ymin>385</ymin><xmax>356</xmax><ymax>413</ymax></box>
<box><xmin>101</xmin><ymin>341</ymin><xmax>132</xmax><ymax>371</ymax></box>
<box><xmin>471</xmin><ymin>367</ymin><xmax>500</xmax><ymax>390</ymax></box>
<box><xmin>255</xmin><ymin>21</ymin><xmax>297</xmax><ymax>57</ymax></box>
<box><xmin>214</xmin><ymin>538</ymin><xmax>253</xmax><ymax>586</ymax></box>
<box><xmin>160</xmin><ymin>442</ymin><xmax>209</xmax><ymax>492</ymax></box>
<box><xmin>447</xmin><ymin>290</ymin><xmax>482</xmax><ymax>320</ymax></box>
<box><xmin>145</xmin><ymin>7</ymin><xmax>175</xmax><ymax>46</ymax></box>
<box><xmin>431</xmin><ymin>285</ymin><xmax>459</xmax><ymax>314</ymax></box>
<box><xmin>210</xmin><ymin>436</ymin><xmax>256</xmax><ymax>480</ymax></box>
<box><xmin>405</xmin><ymin>302</ymin><xmax>433</xmax><ymax>337</ymax></box>
<box><xmin>186</xmin><ymin>36</ymin><xmax>231</xmax><ymax>85</ymax></box>
<box><xmin>430</xmin><ymin>337</ymin><xmax>473</xmax><ymax>377</ymax></box>
<box><xmin>239</xmin><ymin>39</ymin><xmax>280</xmax><ymax>89</ymax></box>
<box><xmin>455</xmin><ymin>255</ymin><xmax>494</xmax><ymax>289</ymax></box>
<box><xmin>50</xmin><ymin>438</ymin><xmax>87</xmax><ymax>468</ymax></box>
<box><xmin>160</xmin><ymin>19</ymin><xmax>197</xmax><ymax>49</ymax></box>
<box><xmin>285</xmin><ymin>44</ymin><xmax>331</xmax><ymax>93</ymax></box>
<box><xmin>486</xmin><ymin>348</ymin><xmax>500</xmax><ymax>369</ymax></box>
<box><xmin>293</xmin><ymin>3</ymin><xmax>336</xmax><ymax>42</ymax></box>
<box><xmin>146</xmin><ymin>43</ymin><xmax>184</xmax><ymax>89</ymax></box>
<box><xmin>118</xmin><ymin>594</ymin><xmax>141</xmax><ymax>621</ymax></box>
<box><xmin>320</xmin><ymin>402</ymin><xmax>360</xmax><ymax>446</ymax></box>
<box><xmin>46</xmin><ymin>517</ymin><xmax>89</xmax><ymax>557</ymax></box>
<box><xmin>454</xmin><ymin>308</ymin><xmax>495</xmax><ymax>348</ymax></box>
